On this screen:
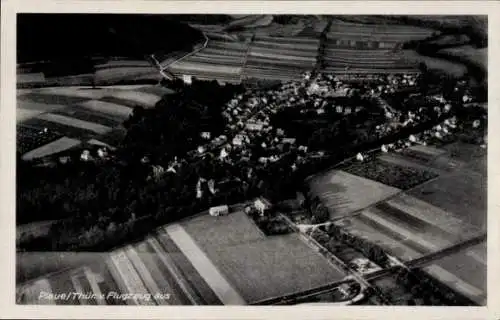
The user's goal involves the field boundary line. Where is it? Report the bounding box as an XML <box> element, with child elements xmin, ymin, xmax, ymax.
<box><xmin>164</xmin><ymin>224</ymin><xmax>247</xmax><ymax>305</ymax></box>
<box><xmin>161</xmin><ymin>33</ymin><xmax>209</xmax><ymax>71</ymax></box>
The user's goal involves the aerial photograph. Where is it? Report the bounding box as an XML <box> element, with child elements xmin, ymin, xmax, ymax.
<box><xmin>15</xmin><ymin>14</ymin><xmax>487</xmax><ymax>306</ymax></box>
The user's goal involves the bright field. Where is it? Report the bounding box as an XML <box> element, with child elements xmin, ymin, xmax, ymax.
<box><xmin>308</xmin><ymin>170</ymin><xmax>401</xmax><ymax>219</ymax></box>
<box><xmin>181</xmin><ymin>211</ymin><xmax>266</xmax><ymax>248</ymax></box>
<box><xmin>201</xmin><ymin>233</ymin><xmax>346</xmax><ymax>303</ymax></box>
<box><xmin>21</xmin><ymin>137</ymin><xmax>81</xmax><ymax>161</ymax></box>
<box><xmin>181</xmin><ymin>212</ymin><xmax>346</xmax><ymax>303</ymax></box>
<box><xmin>335</xmin><ymin>190</ymin><xmax>484</xmax><ymax>263</ymax></box>
<box><xmin>423</xmin><ymin>240</ymin><xmax>487</xmax><ymax>305</ymax></box>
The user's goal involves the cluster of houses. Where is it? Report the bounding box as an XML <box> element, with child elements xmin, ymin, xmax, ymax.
<box><xmin>137</xmin><ymin>70</ymin><xmax>485</xmax><ymax>223</ymax></box>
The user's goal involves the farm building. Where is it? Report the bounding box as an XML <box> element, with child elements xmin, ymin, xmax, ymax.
<box><xmin>209</xmin><ymin>205</ymin><xmax>229</xmax><ymax>217</ymax></box>
<box><xmin>245</xmin><ymin>121</ymin><xmax>265</xmax><ymax>131</ymax></box>
<box><xmin>200</xmin><ymin>131</ymin><xmax>211</xmax><ymax>139</ymax></box>
<box><xmin>254</xmin><ymin>197</ymin><xmax>272</xmax><ymax>215</ymax></box>
<box><xmin>182</xmin><ymin>74</ymin><xmax>193</xmax><ymax>84</ymax></box>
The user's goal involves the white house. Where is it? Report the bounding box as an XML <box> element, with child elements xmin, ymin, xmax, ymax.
<box><xmin>201</xmin><ymin>132</ymin><xmax>211</xmax><ymax>140</ymax></box>
<box><xmin>246</xmin><ymin>122</ymin><xmax>264</xmax><ymax>131</ymax></box>
<box><xmin>209</xmin><ymin>205</ymin><xmax>229</xmax><ymax>217</ymax></box>
<box><xmin>80</xmin><ymin>150</ymin><xmax>92</xmax><ymax>162</ymax></box>
<box><xmin>97</xmin><ymin>148</ymin><xmax>108</xmax><ymax>158</ymax></box>
<box><xmin>219</xmin><ymin>148</ymin><xmax>229</xmax><ymax>159</ymax></box>
<box><xmin>182</xmin><ymin>75</ymin><xmax>192</xmax><ymax>84</ymax></box>
<box><xmin>254</xmin><ymin>198</ymin><xmax>271</xmax><ymax>215</ymax></box>
<box><xmin>232</xmin><ymin>135</ymin><xmax>243</xmax><ymax>146</ymax></box>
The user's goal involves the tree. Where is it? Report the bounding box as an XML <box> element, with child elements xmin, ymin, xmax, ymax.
<box><xmin>312</xmin><ymin>204</ymin><xmax>330</xmax><ymax>224</ymax></box>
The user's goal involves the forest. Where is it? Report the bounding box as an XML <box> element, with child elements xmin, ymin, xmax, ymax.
<box><xmin>17</xmin><ymin>14</ymin><xmax>204</xmax><ymax>76</ymax></box>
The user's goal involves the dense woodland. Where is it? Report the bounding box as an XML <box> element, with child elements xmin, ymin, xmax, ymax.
<box><xmin>17</xmin><ymin>14</ymin><xmax>204</xmax><ymax>76</ymax></box>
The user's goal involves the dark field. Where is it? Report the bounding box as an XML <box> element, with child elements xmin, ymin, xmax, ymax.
<box><xmin>341</xmin><ymin>158</ymin><xmax>438</xmax><ymax>190</ymax></box>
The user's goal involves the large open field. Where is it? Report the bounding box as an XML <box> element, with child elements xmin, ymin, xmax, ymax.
<box><xmin>308</xmin><ymin>170</ymin><xmax>401</xmax><ymax>219</ymax></box>
<box><xmin>313</xmin><ymin>140</ymin><xmax>486</xmax><ymax>278</ymax></box>
<box><xmin>164</xmin><ymin>224</ymin><xmax>246</xmax><ymax>305</ymax></box>
<box><xmin>180</xmin><ymin>211</ymin><xmax>346</xmax><ymax>303</ymax></box>
<box><xmin>423</xmin><ymin>240</ymin><xmax>487</xmax><ymax>305</ymax></box>
<box><xmin>202</xmin><ymin>233</ymin><xmax>346</xmax><ymax>303</ymax></box>
<box><xmin>407</xmin><ymin>169</ymin><xmax>486</xmax><ymax>231</ymax></box>
<box><xmin>181</xmin><ymin>211</ymin><xmax>266</xmax><ymax>248</ymax></box>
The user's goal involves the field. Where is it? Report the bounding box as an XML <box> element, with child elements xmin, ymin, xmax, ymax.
<box><xmin>438</xmin><ymin>45</ymin><xmax>487</xmax><ymax>70</ymax></box>
<box><xmin>16</xmin><ymin>252</ymin><xmax>107</xmax><ymax>284</ymax></box>
<box><xmin>311</xmin><ymin>140</ymin><xmax>486</xmax><ymax>276</ymax></box>
<box><xmin>180</xmin><ymin>211</ymin><xmax>346</xmax><ymax>303</ymax></box>
<box><xmin>408</xmin><ymin>170</ymin><xmax>486</xmax><ymax>231</ymax></box>
<box><xmin>167</xmin><ymin>40</ymin><xmax>247</xmax><ymax>84</ymax></box>
<box><xmin>21</xmin><ymin>137</ymin><xmax>82</xmax><ymax>161</ymax></box>
<box><xmin>335</xmin><ymin>189</ymin><xmax>482</xmax><ymax>263</ymax></box>
<box><xmin>327</xmin><ymin>19</ymin><xmax>436</xmax><ymax>42</ymax></box>
<box><xmin>17</xmin><ymin>125</ymin><xmax>64</xmax><ymax>155</ymax></box>
<box><xmin>341</xmin><ymin>158</ymin><xmax>438</xmax><ymax>190</ymax></box>
<box><xmin>308</xmin><ymin>170</ymin><xmax>401</xmax><ymax>219</ymax></box>
<box><xmin>244</xmin><ymin>36</ymin><xmax>320</xmax><ymax>81</ymax></box>
<box><xmin>423</xmin><ymin>240</ymin><xmax>487</xmax><ymax>305</ymax></box>
<box><xmin>181</xmin><ymin>211</ymin><xmax>266</xmax><ymax>248</ymax></box>
<box><xmin>17</xmin><ymin>236</ymin><xmax>203</xmax><ymax>305</ymax></box>
<box><xmin>35</xmin><ymin>113</ymin><xmax>112</xmax><ymax>135</ymax></box>
<box><xmin>204</xmin><ymin>233</ymin><xmax>346</xmax><ymax>303</ymax></box>
<box><xmin>320</xmin><ymin>19</ymin><xmax>435</xmax><ymax>74</ymax></box>
<box><xmin>441</xmin><ymin>141</ymin><xmax>486</xmax><ymax>166</ymax></box>
<box><xmin>17</xmin><ymin>85</ymin><xmax>171</xmax><ymax>159</ymax></box>
<box><xmin>164</xmin><ymin>224</ymin><xmax>246</xmax><ymax>305</ymax></box>
<box><xmin>18</xmin><ymin>210</ymin><xmax>346</xmax><ymax>305</ymax></box>
<box><xmin>401</xmin><ymin>50</ymin><xmax>468</xmax><ymax>77</ymax></box>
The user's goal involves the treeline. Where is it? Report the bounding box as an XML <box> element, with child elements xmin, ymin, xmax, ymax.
<box><xmin>390</xmin><ymin>267</ymin><xmax>478</xmax><ymax>305</ymax></box>
<box><xmin>313</xmin><ymin>222</ymin><xmax>390</xmax><ymax>268</ymax></box>
<box><xmin>18</xmin><ymin>14</ymin><xmax>204</xmax><ymax>76</ymax></box>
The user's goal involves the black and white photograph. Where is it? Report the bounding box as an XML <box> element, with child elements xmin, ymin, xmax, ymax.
<box><xmin>2</xmin><ymin>1</ymin><xmax>496</xmax><ymax>316</ymax></box>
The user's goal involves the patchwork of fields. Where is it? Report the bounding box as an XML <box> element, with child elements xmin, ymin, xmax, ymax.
<box><xmin>164</xmin><ymin>18</ymin><xmax>438</xmax><ymax>83</ymax></box>
<box><xmin>311</xmin><ymin>142</ymin><xmax>486</xmax><ymax>304</ymax></box>
<box><xmin>321</xmin><ymin>20</ymin><xmax>435</xmax><ymax>74</ymax></box>
<box><xmin>16</xmin><ymin>85</ymin><xmax>173</xmax><ymax>160</ymax></box>
<box><xmin>17</xmin><ymin>211</ymin><xmax>347</xmax><ymax>305</ymax></box>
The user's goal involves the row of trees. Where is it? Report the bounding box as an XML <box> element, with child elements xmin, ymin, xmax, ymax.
<box><xmin>321</xmin><ymin>223</ymin><xmax>390</xmax><ymax>267</ymax></box>
<box><xmin>392</xmin><ymin>267</ymin><xmax>477</xmax><ymax>306</ymax></box>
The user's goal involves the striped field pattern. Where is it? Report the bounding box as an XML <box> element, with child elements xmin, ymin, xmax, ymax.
<box><xmin>17</xmin><ymin>211</ymin><xmax>347</xmax><ymax>305</ymax></box>
<box><xmin>317</xmin><ymin>142</ymin><xmax>486</xmax><ymax>304</ymax></box>
<box><xmin>17</xmin><ymin>85</ymin><xmax>174</xmax><ymax>159</ymax></box>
